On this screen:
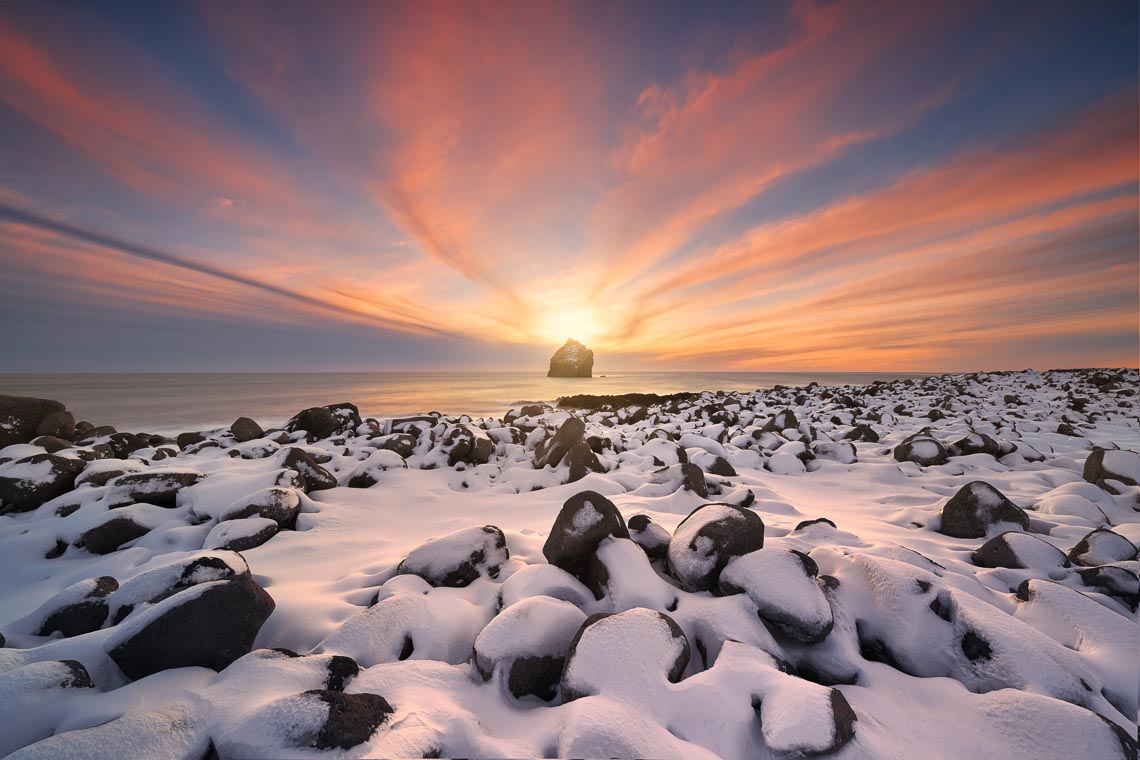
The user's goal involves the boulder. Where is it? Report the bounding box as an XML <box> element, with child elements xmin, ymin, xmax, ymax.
<box><xmin>17</xmin><ymin>576</ymin><xmax>119</xmax><ymax>638</ymax></box>
<box><xmin>219</xmin><ymin>487</ymin><xmax>301</xmax><ymax>528</ymax></box>
<box><xmin>441</xmin><ymin>424</ymin><xmax>493</xmax><ymax>467</ymax></box>
<box><xmin>720</xmin><ymin>549</ymin><xmax>833</xmax><ymax>643</ymax></box>
<box><xmin>534</xmin><ymin>416</ymin><xmax>586</xmax><ymax>468</ymax></box>
<box><xmin>938</xmin><ymin>481</ymin><xmax>1029</xmax><ymax>538</ymax></box>
<box><xmin>35</xmin><ymin>410</ymin><xmax>76</xmax><ymax>441</ymax></box>
<box><xmin>0</xmin><ymin>394</ymin><xmax>67</xmax><ymax>448</ymax></box>
<box><xmin>972</xmin><ymin>532</ymin><xmax>1070</xmax><ymax>570</ymax></box>
<box><xmin>0</xmin><ymin>660</ymin><xmax>98</xmax><ymax>757</ymax></box>
<box><xmin>397</xmin><ymin>525</ymin><xmax>509</xmax><ymax>587</ymax></box>
<box><xmin>474</xmin><ymin>596</ymin><xmax>586</xmax><ymax>701</ymax></box>
<box><xmin>105</xmin><ymin>432</ymin><xmax>150</xmax><ymax>459</ymax></box>
<box><xmin>762</xmin><ymin>410</ymin><xmax>799</xmax><ymax>433</ymax></box>
<box><xmin>1083</xmin><ymin>448</ymin><xmax>1140</xmax><ymax>493</ymax></box>
<box><xmin>566</xmin><ymin>442</ymin><xmax>603</xmax><ymax>482</ymax></box>
<box><xmin>176</xmin><ymin>431</ymin><xmax>205</xmax><ymax>449</ymax></box>
<box><xmin>560</xmin><ymin>608</ymin><xmax>690</xmax><ymax>702</ymax></box>
<box><xmin>1067</xmin><ymin>529</ymin><xmax>1138</xmax><ymax>567</ymax></box>
<box><xmin>0</xmin><ymin>454</ymin><xmax>86</xmax><ymax>513</ymax></box>
<box><xmin>315</xmin><ymin>587</ymin><xmax>489</xmax><ymax>667</ymax></box>
<box><xmin>105</xmin><ymin>551</ymin><xmax>249</xmax><ymax>625</ymax></box>
<box><xmin>203</xmin><ymin>517</ymin><xmax>279</xmax><ymax>552</ymax></box>
<box><xmin>893</xmin><ymin>436</ymin><xmax>949</xmax><ymax>466</ymax></box>
<box><xmin>216</xmin><ymin>690</ymin><xmax>393</xmax><ymax>755</ymax></box>
<box><xmin>105</xmin><ymin>469</ymin><xmax>203</xmax><ymax>508</ymax></box>
<box><xmin>680</xmin><ymin>462</ymin><xmax>709</xmax><ymax>497</ymax></box>
<box><xmin>230</xmin><ymin>417</ymin><xmax>264</xmax><ymax>443</ymax></box>
<box><xmin>842</xmin><ymin>424</ymin><xmax>880</xmax><ymax>443</ymax></box>
<box><xmin>377</xmin><ymin>433</ymin><xmax>418</xmax><ymax>459</ymax></box>
<box><xmin>105</xmin><ymin>573</ymin><xmax>275</xmax><ymax>680</ymax></box>
<box><xmin>346</xmin><ymin>449</ymin><xmax>407</xmax><ymax>487</ymax></box>
<box><xmin>285</xmin><ymin>403</ymin><xmax>361</xmax><ymax>442</ymax></box>
<box><xmin>285</xmin><ymin>407</ymin><xmax>338</xmax><ymax>441</ymax></box>
<box><xmin>30</xmin><ymin>435</ymin><xmax>73</xmax><ymax>453</ymax></box>
<box><xmin>547</xmin><ymin>339</ymin><xmax>594</xmax><ymax>378</ymax></box>
<box><xmin>627</xmin><ymin>514</ymin><xmax>671</xmax><ymax>560</ymax></box>
<box><xmin>279</xmin><ymin>447</ymin><xmax>337</xmax><ymax>492</ymax></box>
<box><xmin>950</xmin><ymin>432</ymin><xmax>1002</xmax><ymax>458</ymax></box>
<box><xmin>542</xmin><ymin>490</ymin><xmax>629</xmax><ymax>579</ymax></box>
<box><xmin>80</xmin><ymin>516</ymin><xmax>152</xmax><ymax>554</ymax></box>
<box><xmin>667</xmin><ymin>503</ymin><xmax>764</xmax><ymax>592</ymax></box>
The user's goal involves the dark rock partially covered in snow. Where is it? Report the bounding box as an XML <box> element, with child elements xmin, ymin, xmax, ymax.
<box><xmin>547</xmin><ymin>339</ymin><xmax>594</xmax><ymax>378</ymax></box>
<box><xmin>441</xmin><ymin>424</ymin><xmax>493</xmax><ymax>467</ymax></box>
<box><xmin>203</xmin><ymin>517</ymin><xmax>279</xmax><ymax>552</ymax></box>
<box><xmin>1067</xmin><ymin>529</ymin><xmax>1137</xmax><ymax>567</ymax></box>
<box><xmin>230</xmin><ymin>416</ymin><xmax>265</xmax><ymax>443</ymax></box>
<box><xmin>1083</xmin><ymin>448</ymin><xmax>1140</xmax><ymax>493</ymax></box>
<box><xmin>216</xmin><ymin>689</ymin><xmax>393</xmax><ymax>755</ymax></box>
<box><xmin>397</xmin><ymin>525</ymin><xmax>509</xmax><ymax>587</ymax></box>
<box><xmin>560</xmin><ymin>608</ymin><xmax>690</xmax><ymax>702</ymax></box>
<box><xmin>667</xmin><ymin>503</ymin><xmax>764</xmax><ymax>592</ymax></box>
<box><xmin>285</xmin><ymin>403</ymin><xmax>362</xmax><ymax>442</ymax></box>
<box><xmin>474</xmin><ymin>596</ymin><xmax>586</xmax><ymax>701</ymax></box>
<box><xmin>720</xmin><ymin>548</ymin><xmax>833</xmax><ymax>643</ymax></box>
<box><xmin>304</xmin><ymin>690</ymin><xmax>394</xmax><ymax>750</ymax></box>
<box><xmin>972</xmin><ymin>532</ymin><xmax>1070</xmax><ymax>570</ymax></box>
<box><xmin>105</xmin><ymin>573</ymin><xmax>275</xmax><ymax>680</ymax></box>
<box><xmin>627</xmin><ymin>514</ymin><xmax>671</xmax><ymax>559</ymax></box>
<box><xmin>938</xmin><ymin>481</ymin><xmax>1029</xmax><ymax>538</ymax></box>
<box><xmin>80</xmin><ymin>515</ymin><xmax>152</xmax><ymax>554</ymax></box>
<box><xmin>893</xmin><ymin>435</ymin><xmax>949</xmax><ymax>466</ymax></box>
<box><xmin>950</xmin><ymin>432</ymin><xmax>1002</xmax><ymax>458</ymax></box>
<box><xmin>220</xmin><ymin>486</ymin><xmax>301</xmax><ymax>528</ymax></box>
<box><xmin>105</xmin><ymin>469</ymin><xmax>203</xmax><ymax>509</ymax></box>
<box><xmin>0</xmin><ymin>454</ymin><xmax>86</xmax><ymax>513</ymax></box>
<box><xmin>534</xmin><ymin>416</ymin><xmax>586</xmax><ymax>468</ymax></box>
<box><xmin>0</xmin><ymin>394</ymin><xmax>67</xmax><ymax>448</ymax></box>
<box><xmin>566</xmin><ymin>442</ymin><xmax>603</xmax><ymax>482</ymax></box>
<box><xmin>35</xmin><ymin>410</ymin><xmax>76</xmax><ymax>441</ymax></box>
<box><xmin>542</xmin><ymin>490</ymin><xmax>629</xmax><ymax>579</ymax></box>
<box><xmin>0</xmin><ymin>660</ymin><xmax>97</xmax><ymax>756</ymax></box>
<box><xmin>34</xmin><ymin>576</ymin><xmax>119</xmax><ymax>638</ymax></box>
<box><xmin>279</xmin><ymin>447</ymin><xmax>337</xmax><ymax>492</ymax></box>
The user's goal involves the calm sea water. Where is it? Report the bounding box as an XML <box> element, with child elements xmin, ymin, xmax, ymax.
<box><xmin>0</xmin><ymin>372</ymin><xmax>929</xmax><ymax>435</ymax></box>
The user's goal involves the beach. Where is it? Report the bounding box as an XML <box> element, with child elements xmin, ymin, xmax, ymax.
<box><xmin>0</xmin><ymin>368</ymin><xmax>1136</xmax><ymax>758</ymax></box>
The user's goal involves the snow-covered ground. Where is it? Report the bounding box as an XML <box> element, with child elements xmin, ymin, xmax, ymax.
<box><xmin>0</xmin><ymin>368</ymin><xmax>1137</xmax><ymax>759</ymax></box>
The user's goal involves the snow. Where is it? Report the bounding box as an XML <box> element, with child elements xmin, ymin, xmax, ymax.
<box><xmin>203</xmin><ymin>517</ymin><xmax>278</xmax><ymax>550</ymax></box>
<box><xmin>720</xmin><ymin>548</ymin><xmax>833</xmax><ymax>642</ymax></box>
<box><xmin>0</xmin><ymin>368</ymin><xmax>1137</xmax><ymax>758</ymax></box>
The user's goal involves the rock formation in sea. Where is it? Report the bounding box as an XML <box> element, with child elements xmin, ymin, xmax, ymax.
<box><xmin>547</xmin><ymin>339</ymin><xmax>594</xmax><ymax>378</ymax></box>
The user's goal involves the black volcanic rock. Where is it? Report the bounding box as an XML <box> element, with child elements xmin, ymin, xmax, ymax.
<box><xmin>543</xmin><ymin>490</ymin><xmax>629</xmax><ymax>579</ymax></box>
<box><xmin>0</xmin><ymin>453</ymin><xmax>87</xmax><ymax>513</ymax></box>
<box><xmin>547</xmin><ymin>339</ymin><xmax>594</xmax><ymax>378</ymax></box>
<box><xmin>0</xmin><ymin>394</ymin><xmax>68</xmax><ymax>448</ymax></box>
<box><xmin>105</xmin><ymin>573</ymin><xmax>275</xmax><ymax>680</ymax></box>
<box><xmin>938</xmin><ymin>481</ymin><xmax>1029</xmax><ymax>538</ymax></box>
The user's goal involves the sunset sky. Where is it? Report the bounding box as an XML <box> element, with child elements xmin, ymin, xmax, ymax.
<box><xmin>1</xmin><ymin>0</ymin><xmax>1137</xmax><ymax>372</ymax></box>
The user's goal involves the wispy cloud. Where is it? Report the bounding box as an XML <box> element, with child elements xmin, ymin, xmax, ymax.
<box><xmin>0</xmin><ymin>0</ymin><xmax>1135</xmax><ymax>369</ymax></box>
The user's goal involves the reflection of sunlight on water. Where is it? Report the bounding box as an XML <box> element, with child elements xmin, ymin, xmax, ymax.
<box><xmin>0</xmin><ymin>371</ymin><xmax>931</xmax><ymax>435</ymax></box>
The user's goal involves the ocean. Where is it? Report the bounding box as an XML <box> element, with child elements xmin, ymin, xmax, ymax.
<box><xmin>0</xmin><ymin>371</ymin><xmax>931</xmax><ymax>435</ymax></box>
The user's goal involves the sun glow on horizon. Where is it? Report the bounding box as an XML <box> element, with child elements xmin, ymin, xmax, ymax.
<box><xmin>532</xmin><ymin>306</ymin><xmax>610</xmax><ymax>349</ymax></box>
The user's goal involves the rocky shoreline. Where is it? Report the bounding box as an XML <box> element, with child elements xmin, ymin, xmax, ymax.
<box><xmin>0</xmin><ymin>368</ymin><xmax>1137</xmax><ymax>758</ymax></box>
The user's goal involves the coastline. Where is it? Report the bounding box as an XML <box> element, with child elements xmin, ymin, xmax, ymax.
<box><xmin>0</xmin><ymin>367</ymin><xmax>1137</xmax><ymax>758</ymax></box>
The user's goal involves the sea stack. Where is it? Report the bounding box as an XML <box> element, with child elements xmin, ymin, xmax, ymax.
<box><xmin>547</xmin><ymin>339</ymin><xmax>594</xmax><ymax>378</ymax></box>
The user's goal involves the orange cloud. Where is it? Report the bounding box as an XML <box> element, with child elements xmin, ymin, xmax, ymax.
<box><xmin>1</xmin><ymin>1</ymin><xmax>1135</xmax><ymax>370</ymax></box>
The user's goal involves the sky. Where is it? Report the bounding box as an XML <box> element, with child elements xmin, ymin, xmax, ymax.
<box><xmin>0</xmin><ymin>0</ymin><xmax>1137</xmax><ymax>373</ymax></box>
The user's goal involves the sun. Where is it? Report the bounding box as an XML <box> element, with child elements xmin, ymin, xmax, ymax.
<box><xmin>534</xmin><ymin>306</ymin><xmax>608</xmax><ymax>347</ymax></box>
